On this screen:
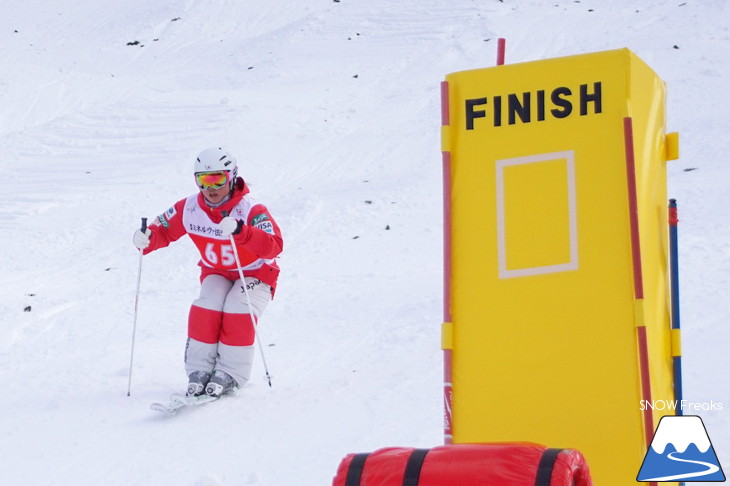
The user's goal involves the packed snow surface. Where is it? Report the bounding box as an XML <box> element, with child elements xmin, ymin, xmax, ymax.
<box><xmin>1</xmin><ymin>1</ymin><xmax>728</xmax><ymax>485</ymax></box>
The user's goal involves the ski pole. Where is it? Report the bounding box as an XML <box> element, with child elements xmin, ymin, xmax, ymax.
<box><xmin>127</xmin><ymin>217</ymin><xmax>147</xmax><ymax>396</ymax></box>
<box><xmin>223</xmin><ymin>211</ymin><xmax>273</xmax><ymax>387</ymax></box>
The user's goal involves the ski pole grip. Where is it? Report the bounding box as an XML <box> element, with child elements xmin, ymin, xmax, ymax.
<box><xmin>140</xmin><ymin>217</ymin><xmax>148</xmax><ymax>233</ymax></box>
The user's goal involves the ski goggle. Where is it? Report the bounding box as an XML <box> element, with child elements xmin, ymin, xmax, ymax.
<box><xmin>195</xmin><ymin>171</ymin><xmax>230</xmax><ymax>190</ymax></box>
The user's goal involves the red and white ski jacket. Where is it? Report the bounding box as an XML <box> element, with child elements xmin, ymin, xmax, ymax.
<box><xmin>143</xmin><ymin>177</ymin><xmax>283</xmax><ymax>294</ymax></box>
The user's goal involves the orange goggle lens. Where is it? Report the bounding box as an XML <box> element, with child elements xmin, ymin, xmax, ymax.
<box><xmin>195</xmin><ymin>171</ymin><xmax>230</xmax><ymax>189</ymax></box>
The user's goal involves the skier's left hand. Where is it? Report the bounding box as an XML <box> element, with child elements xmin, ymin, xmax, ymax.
<box><xmin>220</xmin><ymin>216</ymin><xmax>244</xmax><ymax>236</ymax></box>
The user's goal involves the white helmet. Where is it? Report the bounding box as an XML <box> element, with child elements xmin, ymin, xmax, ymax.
<box><xmin>194</xmin><ymin>147</ymin><xmax>238</xmax><ymax>186</ymax></box>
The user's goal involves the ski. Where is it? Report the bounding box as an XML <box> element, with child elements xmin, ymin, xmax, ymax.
<box><xmin>150</xmin><ymin>393</ymin><xmax>219</xmax><ymax>414</ymax></box>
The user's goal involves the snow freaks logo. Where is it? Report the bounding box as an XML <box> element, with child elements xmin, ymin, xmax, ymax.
<box><xmin>640</xmin><ymin>399</ymin><xmax>724</xmax><ymax>412</ymax></box>
<box><xmin>637</xmin><ymin>415</ymin><xmax>726</xmax><ymax>482</ymax></box>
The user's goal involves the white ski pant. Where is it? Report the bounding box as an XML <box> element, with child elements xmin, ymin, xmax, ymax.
<box><xmin>185</xmin><ymin>274</ymin><xmax>271</xmax><ymax>387</ymax></box>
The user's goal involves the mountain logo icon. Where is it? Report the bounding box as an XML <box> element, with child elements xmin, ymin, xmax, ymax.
<box><xmin>637</xmin><ymin>415</ymin><xmax>725</xmax><ymax>482</ymax></box>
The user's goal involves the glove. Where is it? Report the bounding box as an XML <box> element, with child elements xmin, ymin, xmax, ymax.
<box><xmin>220</xmin><ymin>216</ymin><xmax>244</xmax><ymax>236</ymax></box>
<box><xmin>133</xmin><ymin>228</ymin><xmax>152</xmax><ymax>250</ymax></box>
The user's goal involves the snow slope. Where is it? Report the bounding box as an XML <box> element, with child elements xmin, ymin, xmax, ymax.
<box><xmin>1</xmin><ymin>1</ymin><xmax>728</xmax><ymax>485</ymax></box>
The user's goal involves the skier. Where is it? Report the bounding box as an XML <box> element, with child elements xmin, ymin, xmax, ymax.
<box><xmin>133</xmin><ymin>147</ymin><xmax>283</xmax><ymax>398</ymax></box>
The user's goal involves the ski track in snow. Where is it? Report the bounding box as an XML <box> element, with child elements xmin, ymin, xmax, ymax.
<box><xmin>1</xmin><ymin>1</ymin><xmax>728</xmax><ymax>485</ymax></box>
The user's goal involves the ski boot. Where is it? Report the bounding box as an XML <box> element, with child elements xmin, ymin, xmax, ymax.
<box><xmin>186</xmin><ymin>370</ymin><xmax>212</xmax><ymax>397</ymax></box>
<box><xmin>205</xmin><ymin>370</ymin><xmax>238</xmax><ymax>398</ymax></box>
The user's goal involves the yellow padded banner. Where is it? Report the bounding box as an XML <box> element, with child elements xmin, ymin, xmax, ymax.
<box><xmin>443</xmin><ymin>48</ymin><xmax>676</xmax><ymax>486</ymax></box>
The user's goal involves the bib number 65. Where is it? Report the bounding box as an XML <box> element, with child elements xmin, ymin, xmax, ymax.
<box><xmin>204</xmin><ymin>242</ymin><xmax>236</xmax><ymax>266</ymax></box>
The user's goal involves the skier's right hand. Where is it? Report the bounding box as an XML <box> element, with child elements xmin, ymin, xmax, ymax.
<box><xmin>133</xmin><ymin>228</ymin><xmax>152</xmax><ymax>250</ymax></box>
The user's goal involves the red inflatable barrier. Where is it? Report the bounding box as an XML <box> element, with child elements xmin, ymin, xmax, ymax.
<box><xmin>332</xmin><ymin>443</ymin><xmax>593</xmax><ymax>486</ymax></box>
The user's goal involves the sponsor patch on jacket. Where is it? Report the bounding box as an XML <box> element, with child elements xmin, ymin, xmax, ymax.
<box><xmin>255</xmin><ymin>220</ymin><xmax>274</xmax><ymax>235</ymax></box>
<box><xmin>251</xmin><ymin>213</ymin><xmax>269</xmax><ymax>226</ymax></box>
<box><xmin>158</xmin><ymin>206</ymin><xmax>177</xmax><ymax>228</ymax></box>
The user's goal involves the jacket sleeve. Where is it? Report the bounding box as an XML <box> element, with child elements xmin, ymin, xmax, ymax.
<box><xmin>232</xmin><ymin>204</ymin><xmax>283</xmax><ymax>259</ymax></box>
<box><xmin>142</xmin><ymin>198</ymin><xmax>188</xmax><ymax>255</ymax></box>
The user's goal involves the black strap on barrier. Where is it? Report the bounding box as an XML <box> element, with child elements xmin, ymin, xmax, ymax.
<box><xmin>403</xmin><ymin>448</ymin><xmax>430</xmax><ymax>486</ymax></box>
<box><xmin>345</xmin><ymin>453</ymin><xmax>370</xmax><ymax>486</ymax></box>
<box><xmin>535</xmin><ymin>448</ymin><xmax>563</xmax><ymax>486</ymax></box>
